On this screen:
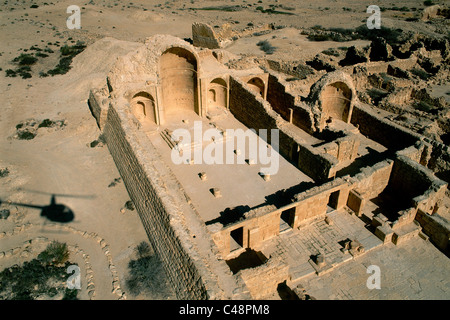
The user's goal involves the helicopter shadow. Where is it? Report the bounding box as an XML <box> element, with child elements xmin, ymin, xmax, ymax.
<box><xmin>0</xmin><ymin>190</ymin><xmax>95</xmax><ymax>224</ymax></box>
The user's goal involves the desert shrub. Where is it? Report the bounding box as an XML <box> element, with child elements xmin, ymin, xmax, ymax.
<box><xmin>305</xmin><ymin>25</ymin><xmax>404</xmax><ymax>46</ymax></box>
<box><xmin>29</xmin><ymin>45</ymin><xmax>42</xmax><ymax>51</ymax></box>
<box><xmin>5</xmin><ymin>69</ymin><xmax>17</xmax><ymax>77</ymax></box>
<box><xmin>256</xmin><ymin>6</ymin><xmax>295</xmax><ymax>15</ymax></box>
<box><xmin>322</xmin><ymin>48</ymin><xmax>340</xmax><ymax>56</ymax></box>
<box><xmin>424</xmin><ymin>0</ymin><xmax>434</xmax><ymax>6</ymax></box>
<box><xmin>13</xmin><ymin>53</ymin><xmax>38</xmax><ymax>66</ymax></box>
<box><xmin>195</xmin><ymin>5</ymin><xmax>242</xmax><ymax>12</ymax></box>
<box><xmin>38</xmin><ymin>241</ymin><xmax>69</xmax><ymax>265</ymax></box>
<box><xmin>135</xmin><ymin>241</ymin><xmax>152</xmax><ymax>259</ymax></box>
<box><xmin>257</xmin><ymin>40</ymin><xmax>276</xmax><ymax>54</ymax></box>
<box><xmin>17</xmin><ymin>130</ymin><xmax>36</xmax><ymax>140</ymax></box>
<box><xmin>46</xmin><ymin>42</ymin><xmax>86</xmax><ymax>76</ymax></box>
<box><xmin>98</xmin><ymin>133</ymin><xmax>107</xmax><ymax>144</ymax></box>
<box><xmin>0</xmin><ymin>167</ymin><xmax>9</xmax><ymax>178</ymax></box>
<box><xmin>38</xmin><ymin>119</ymin><xmax>54</xmax><ymax>128</ymax></box>
<box><xmin>15</xmin><ymin>66</ymin><xmax>32</xmax><ymax>79</ymax></box>
<box><xmin>125</xmin><ymin>200</ymin><xmax>135</xmax><ymax>211</ymax></box>
<box><xmin>108</xmin><ymin>177</ymin><xmax>122</xmax><ymax>187</ymax></box>
<box><xmin>125</xmin><ymin>242</ymin><xmax>173</xmax><ymax>298</ymax></box>
<box><xmin>60</xmin><ymin>42</ymin><xmax>86</xmax><ymax>57</ymax></box>
<box><xmin>0</xmin><ymin>209</ymin><xmax>10</xmax><ymax>219</ymax></box>
<box><xmin>0</xmin><ymin>243</ymin><xmax>77</xmax><ymax>300</ymax></box>
<box><xmin>47</xmin><ymin>56</ymin><xmax>72</xmax><ymax>75</ymax></box>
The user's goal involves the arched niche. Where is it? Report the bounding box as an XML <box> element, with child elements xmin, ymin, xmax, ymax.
<box><xmin>247</xmin><ymin>77</ymin><xmax>265</xmax><ymax>97</ymax></box>
<box><xmin>159</xmin><ymin>47</ymin><xmax>198</xmax><ymax>116</ymax></box>
<box><xmin>131</xmin><ymin>92</ymin><xmax>157</xmax><ymax>124</ymax></box>
<box><xmin>320</xmin><ymin>82</ymin><xmax>352</xmax><ymax>122</ymax></box>
<box><xmin>208</xmin><ymin>78</ymin><xmax>228</xmax><ymax>110</ymax></box>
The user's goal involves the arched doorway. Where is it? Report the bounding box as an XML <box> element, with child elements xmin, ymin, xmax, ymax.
<box><xmin>247</xmin><ymin>77</ymin><xmax>265</xmax><ymax>97</ymax></box>
<box><xmin>208</xmin><ymin>78</ymin><xmax>228</xmax><ymax>110</ymax></box>
<box><xmin>321</xmin><ymin>82</ymin><xmax>352</xmax><ymax>122</ymax></box>
<box><xmin>131</xmin><ymin>92</ymin><xmax>156</xmax><ymax>124</ymax></box>
<box><xmin>160</xmin><ymin>47</ymin><xmax>198</xmax><ymax>116</ymax></box>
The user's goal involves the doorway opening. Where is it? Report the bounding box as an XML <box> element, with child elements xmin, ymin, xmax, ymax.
<box><xmin>328</xmin><ymin>190</ymin><xmax>340</xmax><ymax>212</ymax></box>
<box><xmin>230</xmin><ymin>227</ymin><xmax>244</xmax><ymax>252</ymax></box>
<box><xmin>280</xmin><ymin>208</ymin><xmax>295</xmax><ymax>232</ymax></box>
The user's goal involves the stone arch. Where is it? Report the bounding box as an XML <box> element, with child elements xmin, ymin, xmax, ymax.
<box><xmin>131</xmin><ymin>92</ymin><xmax>156</xmax><ymax>124</ymax></box>
<box><xmin>247</xmin><ymin>77</ymin><xmax>265</xmax><ymax>97</ymax></box>
<box><xmin>321</xmin><ymin>82</ymin><xmax>352</xmax><ymax>123</ymax></box>
<box><xmin>159</xmin><ymin>47</ymin><xmax>198</xmax><ymax>116</ymax></box>
<box><xmin>208</xmin><ymin>78</ymin><xmax>228</xmax><ymax>110</ymax></box>
<box><xmin>307</xmin><ymin>71</ymin><xmax>357</xmax><ymax>131</ymax></box>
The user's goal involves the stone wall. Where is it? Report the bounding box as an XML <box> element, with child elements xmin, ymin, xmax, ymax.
<box><xmin>210</xmin><ymin>179</ymin><xmax>351</xmax><ymax>256</ymax></box>
<box><xmin>229</xmin><ymin>76</ymin><xmax>336</xmax><ymax>183</ymax></box>
<box><xmin>389</xmin><ymin>155</ymin><xmax>439</xmax><ymax>200</ymax></box>
<box><xmin>102</xmin><ymin>101</ymin><xmax>243</xmax><ymax>300</ymax></box>
<box><xmin>388</xmin><ymin>155</ymin><xmax>447</xmax><ymax>229</ymax></box>
<box><xmin>294</xmin><ymin>178</ymin><xmax>351</xmax><ymax>227</ymax></box>
<box><xmin>209</xmin><ymin>205</ymin><xmax>280</xmax><ymax>257</ymax></box>
<box><xmin>267</xmin><ymin>72</ymin><xmax>314</xmax><ymax>133</ymax></box>
<box><xmin>416</xmin><ymin>209</ymin><xmax>450</xmax><ymax>253</ymax></box>
<box><xmin>314</xmin><ymin>133</ymin><xmax>360</xmax><ymax>164</ymax></box>
<box><xmin>192</xmin><ymin>22</ymin><xmax>222</xmax><ymax>49</ymax></box>
<box><xmin>425</xmin><ymin>139</ymin><xmax>450</xmax><ymax>184</ymax></box>
<box><xmin>237</xmin><ymin>255</ymin><xmax>289</xmax><ymax>299</ymax></box>
<box><xmin>352</xmin><ymin>160</ymin><xmax>394</xmax><ymax>199</ymax></box>
<box><xmin>350</xmin><ymin>103</ymin><xmax>421</xmax><ymax>150</ymax></box>
<box><xmin>88</xmin><ymin>89</ymin><xmax>109</xmax><ymax>130</ymax></box>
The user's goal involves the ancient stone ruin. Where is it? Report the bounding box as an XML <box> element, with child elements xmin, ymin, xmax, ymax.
<box><xmin>88</xmin><ymin>24</ymin><xmax>449</xmax><ymax>300</ymax></box>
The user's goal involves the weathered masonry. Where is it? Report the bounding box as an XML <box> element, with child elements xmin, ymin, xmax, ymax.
<box><xmin>89</xmin><ymin>32</ymin><xmax>448</xmax><ymax>299</ymax></box>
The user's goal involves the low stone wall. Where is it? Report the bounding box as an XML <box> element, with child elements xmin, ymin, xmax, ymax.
<box><xmin>350</xmin><ymin>103</ymin><xmax>421</xmax><ymax>150</ymax></box>
<box><xmin>389</xmin><ymin>155</ymin><xmax>443</xmax><ymax>201</ymax></box>
<box><xmin>209</xmin><ymin>205</ymin><xmax>280</xmax><ymax>257</ymax></box>
<box><xmin>416</xmin><ymin>209</ymin><xmax>450</xmax><ymax>253</ymax></box>
<box><xmin>294</xmin><ymin>178</ymin><xmax>350</xmax><ymax>227</ymax></box>
<box><xmin>314</xmin><ymin>132</ymin><xmax>360</xmax><ymax>164</ymax></box>
<box><xmin>237</xmin><ymin>255</ymin><xmax>289</xmax><ymax>299</ymax></box>
<box><xmin>352</xmin><ymin>159</ymin><xmax>394</xmax><ymax>199</ymax></box>
<box><xmin>425</xmin><ymin>138</ymin><xmax>450</xmax><ymax>184</ymax></box>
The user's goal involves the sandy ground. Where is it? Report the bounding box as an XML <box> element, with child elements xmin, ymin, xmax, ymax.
<box><xmin>0</xmin><ymin>0</ymin><xmax>448</xmax><ymax>300</ymax></box>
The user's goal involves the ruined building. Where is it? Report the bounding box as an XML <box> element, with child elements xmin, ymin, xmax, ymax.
<box><xmin>88</xmin><ymin>26</ymin><xmax>449</xmax><ymax>299</ymax></box>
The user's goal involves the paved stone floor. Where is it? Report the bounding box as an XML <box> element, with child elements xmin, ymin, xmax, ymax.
<box><xmin>299</xmin><ymin>238</ymin><xmax>450</xmax><ymax>300</ymax></box>
<box><xmin>260</xmin><ymin>210</ymin><xmax>450</xmax><ymax>300</ymax></box>
<box><xmin>261</xmin><ymin>210</ymin><xmax>384</xmax><ymax>282</ymax></box>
